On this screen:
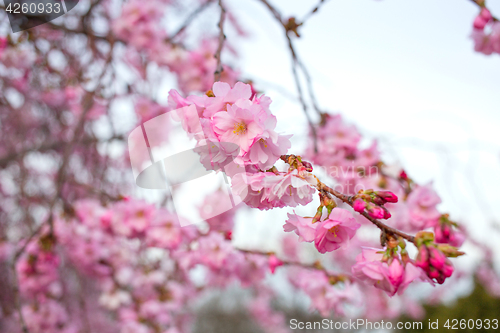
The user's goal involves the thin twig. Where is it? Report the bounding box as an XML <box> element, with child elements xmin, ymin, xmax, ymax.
<box><xmin>257</xmin><ymin>0</ymin><xmax>282</xmax><ymax>22</ymax></box>
<box><xmin>10</xmin><ymin>261</ymin><xmax>29</xmax><ymax>333</ymax></box>
<box><xmin>257</xmin><ymin>0</ymin><xmax>321</xmax><ymax>152</ymax></box>
<box><xmin>0</xmin><ymin>135</ymin><xmax>124</xmax><ymax>168</ymax></box>
<box><xmin>301</xmin><ymin>0</ymin><xmax>331</xmax><ymax>24</ymax></box>
<box><xmin>297</xmin><ymin>59</ymin><xmax>324</xmax><ymax>115</ymax></box>
<box><xmin>235</xmin><ymin>248</ymin><xmax>352</xmax><ymax>282</ymax></box>
<box><xmin>315</xmin><ymin>178</ymin><xmax>416</xmax><ymax>243</ymax></box>
<box><xmin>214</xmin><ymin>0</ymin><xmax>226</xmax><ymax>82</ymax></box>
<box><xmin>287</xmin><ymin>35</ymin><xmax>318</xmax><ymax>152</ymax></box>
<box><xmin>168</xmin><ymin>0</ymin><xmax>216</xmax><ymax>41</ymax></box>
<box><xmin>13</xmin><ymin>220</ymin><xmax>49</xmax><ymax>262</ymax></box>
<box><xmin>469</xmin><ymin>0</ymin><xmax>499</xmax><ymax>21</ymax></box>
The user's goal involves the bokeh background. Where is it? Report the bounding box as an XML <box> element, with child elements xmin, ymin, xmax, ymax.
<box><xmin>1</xmin><ymin>0</ymin><xmax>500</xmax><ymax>332</ymax></box>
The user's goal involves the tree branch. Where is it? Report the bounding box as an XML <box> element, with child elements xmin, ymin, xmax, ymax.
<box><xmin>315</xmin><ymin>177</ymin><xmax>416</xmax><ymax>243</ymax></box>
<box><xmin>168</xmin><ymin>0</ymin><xmax>216</xmax><ymax>41</ymax></box>
<box><xmin>214</xmin><ymin>0</ymin><xmax>227</xmax><ymax>82</ymax></box>
<box><xmin>301</xmin><ymin>0</ymin><xmax>331</xmax><ymax>24</ymax></box>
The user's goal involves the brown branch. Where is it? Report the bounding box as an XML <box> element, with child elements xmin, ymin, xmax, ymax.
<box><xmin>286</xmin><ymin>35</ymin><xmax>319</xmax><ymax>152</ymax></box>
<box><xmin>0</xmin><ymin>135</ymin><xmax>124</xmax><ymax>168</ymax></box>
<box><xmin>257</xmin><ymin>0</ymin><xmax>283</xmax><ymax>22</ymax></box>
<box><xmin>301</xmin><ymin>0</ymin><xmax>331</xmax><ymax>24</ymax></box>
<box><xmin>469</xmin><ymin>0</ymin><xmax>485</xmax><ymax>7</ymax></box>
<box><xmin>13</xmin><ymin>219</ymin><xmax>49</xmax><ymax>262</ymax></box>
<box><xmin>235</xmin><ymin>247</ymin><xmax>352</xmax><ymax>282</ymax></box>
<box><xmin>49</xmin><ymin>43</ymin><xmax>115</xmax><ymax>235</ymax></box>
<box><xmin>168</xmin><ymin>0</ymin><xmax>216</xmax><ymax>41</ymax></box>
<box><xmin>468</xmin><ymin>0</ymin><xmax>499</xmax><ymax>21</ymax></box>
<box><xmin>214</xmin><ymin>0</ymin><xmax>227</xmax><ymax>82</ymax></box>
<box><xmin>10</xmin><ymin>261</ymin><xmax>28</xmax><ymax>333</ymax></box>
<box><xmin>315</xmin><ymin>178</ymin><xmax>416</xmax><ymax>243</ymax></box>
<box><xmin>256</xmin><ymin>0</ymin><xmax>321</xmax><ymax>152</ymax></box>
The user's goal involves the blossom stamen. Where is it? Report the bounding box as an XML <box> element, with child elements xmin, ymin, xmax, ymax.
<box><xmin>233</xmin><ymin>121</ymin><xmax>248</xmax><ymax>135</ymax></box>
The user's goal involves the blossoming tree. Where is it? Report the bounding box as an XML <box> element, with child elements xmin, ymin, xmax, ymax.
<box><xmin>0</xmin><ymin>0</ymin><xmax>499</xmax><ymax>332</ymax></box>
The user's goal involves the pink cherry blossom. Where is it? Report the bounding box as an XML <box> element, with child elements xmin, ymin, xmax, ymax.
<box><xmin>232</xmin><ymin>170</ymin><xmax>315</xmax><ymax>210</ymax></box>
<box><xmin>283</xmin><ymin>212</ymin><xmax>317</xmax><ymax>242</ymax></box>
<box><xmin>246</xmin><ymin>130</ymin><xmax>292</xmax><ymax>170</ymax></box>
<box><xmin>314</xmin><ymin>208</ymin><xmax>360</xmax><ymax>253</ymax></box>
<box><xmin>406</xmin><ymin>183</ymin><xmax>442</xmax><ymax>230</ymax></box>
<box><xmin>203</xmin><ymin>81</ymin><xmax>252</xmax><ymax>117</ymax></box>
<box><xmin>212</xmin><ymin>104</ymin><xmax>264</xmax><ymax>153</ymax></box>
<box><xmin>197</xmin><ymin>232</ymin><xmax>234</xmax><ymax>269</ymax></box>
<box><xmin>352</xmin><ymin>248</ymin><xmax>431</xmax><ymax>296</ymax></box>
<box><xmin>263</xmin><ymin>169</ymin><xmax>316</xmax><ymax>207</ymax></box>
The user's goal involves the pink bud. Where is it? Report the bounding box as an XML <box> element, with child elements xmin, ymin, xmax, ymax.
<box><xmin>442</xmin><ymin>261</ymin><xmax>454</xmax><ymax>278</ymax></box>
<box><xmin>367</xmin><ymin>205</ymin><xmax>385</xmax><ymax>219</ymax></box>
<box><xmin>268</xmin><ymin>254</ymin><xmax>283</xmax><ymax>274</ymax></box>
<box><xmin>376</xmin><ymin>191</ymin><xmax>398</xmax><ymax>203</ymax></box>
<box><xmin>372</xmin><ymin>196</ymin><xmax>386</xmax><ymax>205</ymax></box>
<box><xmin>302</xmin><ymin>161</ymin><xmax>313</xmax><ymax>172</ymax></box>
<box><xmin>429</xmin><ymin>247</ymin><xmax>446</xmax><ymax>269</ymax></box>
<box><xmin>434</xmin><ymin>222</ymin><xmax>465</xmax><ymax>247</ymax></box>
<box><xmin>353</xmin><ymin>199</ymin><xmax>366</xmax><ymax>213</ymax></box>
<box><xmin>428</xmin><ymin>269</ymin><xmax>440</xmax><ymax>280</ymax></box>
<box><xmin>415</xmin><ymin>245</ymin><xmax>429</xmax><ymax>271</ymax></box>
<box><xmin>480</xmin><ymin>8</ymin><xmax>493</xmax><ymax>21</ymax></box>
<box><xmin>382</xmin><ymin>206</ymin><xmax>391</xmax><ymax>219</ymax></box>
<box><xmin>474</xmin><ymin>16</ymin><xmax>488</xmax><ymax>30</ymax></box>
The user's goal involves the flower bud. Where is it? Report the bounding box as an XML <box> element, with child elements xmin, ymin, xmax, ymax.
<box><xmin>415</xmin><ymin>244</ymin><xmax>455</xmax><ymax>284</ymax></box>
<box><xmin>437</xmin><ymin>244</ymin><xmax>465</xmax><ymax>258</ymax></box>
<box><xmin>434</xmin><ymin>218</ymin><xmax>465</xmax><ymax>248</ymax></box>
<box><xmin>302</xmin><ymin>160</ymin><xmax>313</xmax><ymax>172</ymax></box>
<box><xmin>381</xmin><ymin>206</ymin><xmax>391</xmax><ymax>219</ymax></box>
<box><xmin>474</xmin><ymin>16</ymin><xmax>489</xmax><ymax>30</ymax></box>
<box><xmin>415</xmin><ymin>245</ymin><xmax>430</xmax><ymax>270</ymax></box>
<box><xmin>367</xmin><ymin>205</ymin><xmax>385</xmax><ymax>219</ymax></box>
<box><xmin>268</xmin><ymin>254</ymin><xmax>283</xmax><ymax>274</ymax></box>
<box><xmin>480</xmin><ymin>8</ymin><xmax>493</xmax><ymax>21</ymax></box>
<box><xmin>375</xmin><ymin>190</ymin><xmax>398</xmax><ymax>203</ymax></box>
<box><xmin>429</xmin><ymin>247</ymin><xmax>446</xmax><ymax>269</ymax></box>
<box><xmin>371</xmin><ymin>196</ymin><xmax>386</xmax><ymax>206</ymax></box>
<box><xmin>414</xmin><ymin>231</ymin><xmax>435</xmax><ymax>247</ymax></box>
<box><xmin>312</xmin><ymin>206</ymin><xmax>324</xmax><ymax>224</ymax></box>
<box><xmin>353</xmin><ymin>198</ymin><xmax>366</xmax><ymax>213</ymax></box>
<box><xmin>321</xmin><ymin>195</ymin><xmax>337</xmax><ymax>214</ymax></box>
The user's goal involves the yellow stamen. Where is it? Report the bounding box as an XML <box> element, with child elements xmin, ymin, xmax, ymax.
<box><xmin>233</xmin><ymin>121</ymin><xmax>247</xmax><ymax>135</ymax></box>
<box><xmin>329</xmin><ymin>225</ymin><xmax>339</xmax><ymax>237</ymax></box>
<box><xmin>259</xmin><ymin>138</ymin><xmax>268</xmax><ymax>147</ymax></box>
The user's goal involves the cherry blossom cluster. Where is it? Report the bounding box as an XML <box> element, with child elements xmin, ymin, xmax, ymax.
<box><xmin>0</xmin><ymin>0</ymin><xmax>499</xmax><ymax>332</ymax></box>
<box><xmin>471</xmin><ymin>8</ymin><xmax>500</xmax><ymax>55</ymax></box>
<box><xmin>112</xmin><ymin>0</ymin><xmax>239</xmax><ymax>93</ymax></box>
<box><xmin>5</xmin><ymin>198</ymin><xmax>290</xmax><ymax>333</ymax></box>
<box><xmin>162</xmin><ymin>80</ymin><xmax>467</xmax><ymax>300</ymax></box>
<box><xmin>353</xmin><ymin>189</ymin><xmax>398</xmax><ymax>220</ymax></box>
<box><xmin>167</xmin><ymin>82</ymin><xmax>320</xmax><ymax>211</ymax></box>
